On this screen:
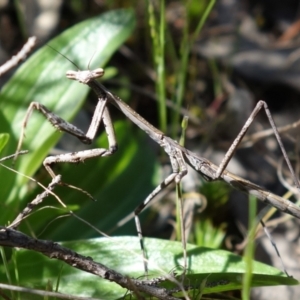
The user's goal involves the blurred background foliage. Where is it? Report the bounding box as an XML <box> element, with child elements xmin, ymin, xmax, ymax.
<box><xmin>1</xmin><ymin>0</ymin><xmax>300</xmax><ymax>298</ymax></box>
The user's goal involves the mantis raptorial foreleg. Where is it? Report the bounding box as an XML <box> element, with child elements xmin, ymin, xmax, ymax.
<box><xmin>14</xmin><ymin>70</ymin><xmax>118</xmax><ymax>194</ymax></box>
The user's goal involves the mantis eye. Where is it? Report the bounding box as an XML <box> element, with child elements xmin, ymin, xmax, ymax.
<box><xmin>66</xmin><ymin>70</ymin><xmax>77</xmax><ymax>80</ymax></box>
<box><xmin>92</xmin><ymin>68</ymin><xmax>105</xmax><ymax>78</ymax></box>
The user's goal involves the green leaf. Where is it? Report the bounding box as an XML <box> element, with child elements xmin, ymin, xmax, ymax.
<box><xmin>0</xmin><ymin>133</ymin><xmax>9</xmax><ymax>153</ymax></box>
<box><xmin>0</xmin><ymin>9</ymin><xmax>136</xmax><ymax>222</ymax></box>
<box><xmin>1</xmin><ymin>237</ymin><xmax>298</xmax><ymax>299</ymax></box>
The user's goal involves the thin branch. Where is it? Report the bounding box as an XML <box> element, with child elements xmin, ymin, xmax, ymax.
<box><xmin>0</xmin><ymin>282</ymin><xmax>99</xmax><ymax>300</ymax></box>
<box><xmin>0</xmin><ymin>37</ymin><xmax>37</xmax><ymax>76</ymax></box>
<box><xmin>9</xmin><ymin>175</ymin><xmax>62</xmax><ymax>229</ymax></box>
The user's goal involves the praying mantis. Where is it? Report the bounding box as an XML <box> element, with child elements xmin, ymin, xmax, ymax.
<box><xmin>14</xmin><ymin>61</ymin><xmax>300</xmax><ymax>274</ymax></box>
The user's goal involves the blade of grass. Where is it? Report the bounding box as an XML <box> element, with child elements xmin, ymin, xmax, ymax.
<box><xmin>176</xmin><ymin>116</ymin><xmax>189</xmax><ymax>240</ymax></box>
<box><xmin>172</xmin><ymin>0</ymin><xmax>217</xmax><ymax>134</ymax></box>
<box><xmin>147</xmin><ymin>0</ymin><xmax>167</xmax><ymax>132</ymax></box>
<box><xmin>242</xmin><ymin>195</ymin><xmax>257</xmax><ymax>299</ymax></box>
<box><xmin>0</xmin><ymin>133</ymin><xmax>9</xmax><ymax>153</ymax></box>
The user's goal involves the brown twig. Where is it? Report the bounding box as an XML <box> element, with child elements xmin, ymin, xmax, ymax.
<box><xmin>0</xmin><ymin>36</ymin><xmax>37</xmax><ymax>76</ymax></box>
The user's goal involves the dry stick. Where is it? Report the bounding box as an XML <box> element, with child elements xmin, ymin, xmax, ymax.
<box><xmin>14</xmin><ymin>66</ymin><xmax>300</xmax><ymax>276</ymax></box>
<box><xmin>0</xmin><ymin>37</ymin><xmax>37</xmax><ymax>76</ymax></box>
<box><xmin>0</xmin><ymin>227</ymin><xmax>181</xmax><ymax>300</ymax></box>
<box><xmin>9</xmin><ymin>175</ymin><xmax>62</xmax><ymax>229</ymax></box>
<box><xmin>0</xmin><ymin>282</ymin><xmax>100</xmax><ymax>300</ymax></box>
<box><xmin>0</xmin><ymin>150</ymin><xmax>28</xmax><ymax>163</ymax></box>
<box><xmin>240</xmin><ymin>119</ymin><xmax>300</xmax><ymax>148</ymax></box>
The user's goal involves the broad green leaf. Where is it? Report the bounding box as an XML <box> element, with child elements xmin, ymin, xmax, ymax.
<box><xmin>0</xmin><ymin>9</ymin><xmax>135</xmax><ymax>222</ymax></box>
<box><xmin>1</xmin><ymin>237</ymin><xmax>297</xmax><ymax>299</ymax></box>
